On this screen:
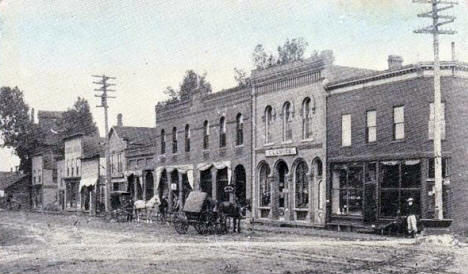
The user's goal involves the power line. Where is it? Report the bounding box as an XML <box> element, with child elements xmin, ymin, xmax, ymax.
<box><xmin>92</xmin><ymin>74</ymin><xmax>116</xmax><ymax>213</ymax></box>
<box><xmin>413</xmin><ymin>0</ymin><xmax>457</xmax><ymax>220</ymax></box>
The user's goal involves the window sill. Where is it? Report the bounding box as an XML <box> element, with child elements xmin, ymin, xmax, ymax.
<box><xmin>281</xmin><ymin>140</ymin><xmax>293</xmax><ymax>145</ymax></box>
<box><xmin>235</xmin><ymin>144</ymin><xmax>244</xmax><ymax>148</ymax></box>
<box><xmin>293</xmin><ymin>208</ymin><xmax>309</xmax><ymax>211</ymax></box>
<box><xmin>264</xmin><ymin>143</ymin><xmax>274</xmax><ymax>147</ymax></box>
<box><xmin>301</xmin><ymin>138</ymin><xmax>314</xmax><ymax>143</ymax></box>
<box><xmin>257</xmin><ymin>206</ymin><xmax>271</xmax><ymax>210</ymax></box>
<box><xmin>365</xmin><ymin>141</ymin><xmax>378</xmax><ymax>145</ymax></box>
<box><xmin>390</xmin><ymin>139</ymin><xmax>406</xmax><ymax>144</ymax></box>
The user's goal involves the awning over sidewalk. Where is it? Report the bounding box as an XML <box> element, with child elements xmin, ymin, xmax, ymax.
<box><xmin>197</xmin><ymin>161</ymin><xmax>232</xmax><ymax>185</ymax></box>
<box><xmin>155</xmin><ymin>165</ymin><xmax>194</xmax><ymax>190</ymax></box>
<box><xmin>79</xmin><ymin>177</ymin><xmax>98</xmax><ymax>191</ymax></box>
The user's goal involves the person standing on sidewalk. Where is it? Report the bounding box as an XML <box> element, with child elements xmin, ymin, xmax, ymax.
<box><xmin>406</xmin><ymin>197</ymin><xmax>418</xmax><ymax>238</ymax></box>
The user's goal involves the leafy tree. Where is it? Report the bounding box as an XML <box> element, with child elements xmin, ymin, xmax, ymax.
<box><xmin>162</xmin><ymin>70</ymin><xmax>212</xmax><ymax>102</ymax></box>
<box><xmin>0</xmin><ymin>86</ymin><xmax>38</xmax><ymax>171</ymax></box>
<box><xmin>233</xmin><ymin>67</ymin><xmax>249</xmax><ymax>87</ymax></box>
<box><xmin>252</xmin><ymin>37</ymin><xmax>309</xmax><ymax>70</ymax></box>
<box><xmin>277</xmin><ymin>38</ymin><xmax>308</xmax><ymax>65</ymax></box>
<box><xmin>61</xmin><ymin>97</ymin><xmax>98</xmax><ymax>137</ymax></box>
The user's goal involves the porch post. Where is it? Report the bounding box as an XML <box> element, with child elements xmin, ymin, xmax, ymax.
<box><xmin>211</xmin><ymin>167</ymin><xmax>217</xmax><ymax>200</ymax></box>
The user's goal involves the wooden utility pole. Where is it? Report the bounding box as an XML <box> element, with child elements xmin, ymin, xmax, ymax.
<box><xmin>93</xmin><ymin>75</ymin><xmax>116</xmax><ymax>212</ymax></box>
<box><xmin>414</xmin><ymin>0</ymin><xmax>457</xmax><ymax>220</ymax></box>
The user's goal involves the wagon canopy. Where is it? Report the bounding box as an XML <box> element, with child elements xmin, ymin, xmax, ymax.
<box><xmin>183</xmin><ymin>191</ymin><xmax>208</xmax><ymax>213</ymax></box>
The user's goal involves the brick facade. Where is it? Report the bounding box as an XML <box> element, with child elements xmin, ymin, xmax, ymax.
<box><xmin>155</xmin><ymin>85</ymin><xmax>252</xmax><ymax>211</ymax></box>
<box><xmin>326</xmin><ymin>62</ymin><xmax>468</xmax><ymax>234</ymax></box>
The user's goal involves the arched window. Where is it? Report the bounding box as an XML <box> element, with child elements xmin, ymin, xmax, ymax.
<box><xmin>283</xmin><ymin>102</ymin><xmax>292</xmax><ymax>141</ymax></box>
<box><xmin>184</xmin><ymin>124</ymin><xmax>190</xmax><ymax>152</ymax></box>
<box><xmin>203</xmin><ymin>120</ymin><xmax>209</xmax><ymax>149</ymax></box>
<box><xmin>160</xmin><ymin>129</ymin><xmax>166</xmax><ymax>154</ymax></box>
<box><xmin>259</xmin><ymin>163</ymin><xmax>271</xmax><ymax>207</ymax></box>
<box><xmin>236</xmin><ymin>113</ymin><xmax>243</xmax><ymax>146</ymax></box>
<box><xmin>302</xmin><ymin>97</ymin><xmax>312</xmax><ymax>139</ymax></box>
<box><xmin>295</xmin><ymin>161</ymin><xmax>309</xmax><ymax>208</ymax></box>
<box><xmin>172</xmin><ymin>127</ymin><xmax>177</xmax><ymax>153</ymax></box>
<box><xmin>265</xmin><ymin>106</ymin><xmax>273</xmax><ymax>144</ymax></box>
<box><xmin>219</xmin><ymin>116</ymin><xmax>226</xmax><ymax>147</ymax></box>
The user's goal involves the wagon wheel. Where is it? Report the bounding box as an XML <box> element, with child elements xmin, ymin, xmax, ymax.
<box><xmin>216</xmin><ymin>215</ymin><xmax>228</xmax><ymax>235</ymax></box>
<box><xmin>173</xmin><ymin>212</ymin><xmax>189</xmax><ymax>234</ymax></box>
<box><xmin>198</xmin><ymin>212</ymin><xmax>218</xmax><ymax>235</ymax></box>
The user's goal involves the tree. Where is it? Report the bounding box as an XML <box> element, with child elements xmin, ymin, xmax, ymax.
<box><xmin>233</xmin><ymin>68</ymin><xmax>249</xmax><ymax>87</ymax></box>
<box><xmin>252</xmin><ymin>37</ymin><xmax>309</xmax><ymax>70</ymax></box>
<box><xmin>0</xmin><ymin>86</ymin><xmax>38</xmax><ymax>171</ymax></box>
<box><xmin>61</xmin><ymin>97</ymin><xmax>98</xmax><ymax>137</ymax></box>
<box><xmin>162</xmin><ymin>70</ymin><xmax>212</xmax><ymax>102</ymax></box>
<box><xmin>277</xmin><ymin>38</ymin><xmax>308</xmax><ymax>65</ymax></box>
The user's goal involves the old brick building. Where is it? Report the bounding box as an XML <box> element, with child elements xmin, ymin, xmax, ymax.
<box><xmin>108</xmin><ymin>115</ymin><xmax>158</xmax><ymax>209</ymax></box>
<box><xmin>326</xmin><ymin>57</ymin><xmax>468</xmax><ymax>233</ymax></box>
<box><xmin>251</xmin><ymin>52</ymin><xmax>373</xmax><ymax>226</ymax></box>
<box><xmin>63</xmin><ymin>133</ymin><xmax>105</xmax><ymax>213</ymax></box>
<box><xmin>31</xmin><ymin>111</ymin><xmax>64</xmax><ymax>209</ymax></box>
<box><xmin>155</xmin><ymin>85</ymin><xmax>251</xmax><ymax>211</ymax></box>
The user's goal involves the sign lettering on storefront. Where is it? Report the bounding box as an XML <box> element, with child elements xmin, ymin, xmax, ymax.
<box><xmin>265</xmin><ymin>147</ymin><xmax>297</xmax><ymax>157</ymax></box>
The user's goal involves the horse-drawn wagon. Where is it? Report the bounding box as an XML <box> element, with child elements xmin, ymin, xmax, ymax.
<box><xmin>173</xmin><ymin>191</ymin><xmax>227</xmax><ymax>235</ymax></box>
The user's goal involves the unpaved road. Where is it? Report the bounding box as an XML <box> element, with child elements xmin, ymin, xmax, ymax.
<box><xmin>1</xmin><ymin>210</ymin><xmax>467</xmax><ymax>274</ymax></box>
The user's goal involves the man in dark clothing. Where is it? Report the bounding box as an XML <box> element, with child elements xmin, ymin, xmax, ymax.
<box><xmin>159</xmin><ymin>196</ymin><xmax>168</xmax><ymax>221</ymax></box>
<box><xmin>406</xmin><ymin>197</ymin><xmax>418</xmax><ymax>238</ymax></box>
<box><xmin>125</xmin><ymin>198</ymin><xmax>134</xmax><ymax>222</ymax></box>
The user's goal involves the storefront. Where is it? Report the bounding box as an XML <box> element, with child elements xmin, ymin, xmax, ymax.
<box><xmin>328</xmin><ymin>158</ymin><xmax>450</xmax><ymax>226</ymax></box>
<box><xmin>255</xmin><ymin>147</ymin><xmax>326</xmax><ymax>226</ymax></box>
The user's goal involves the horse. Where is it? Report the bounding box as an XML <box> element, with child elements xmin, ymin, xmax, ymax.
<box><xmin>134</xmin><ymin>195</ymin><xmax>161</xmax><ymax>223</ymax></box>
<box><xmin>217</xmin><ymin>200</ymin><xmax>247</xmax><ymax>233</ymax></box>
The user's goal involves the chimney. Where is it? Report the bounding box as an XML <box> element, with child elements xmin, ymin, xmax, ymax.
<box><xmin>388</xmin><ymin>55</ymin><xmax>403</xmax><ymax>70</ymax></box>
<box><xmin>451</xmin><ymin>42</ymin><xmax>456</xmax><ymax>62</ymax></box>
<box><xmin>117</xmin><ymin>113</ymin><xmax>123</xmax><ymax>127</ymax></box>
<box><xmin>31</xmin><ymin>108</ymin><xmax>35</xmax><ymax>124</ymax></box>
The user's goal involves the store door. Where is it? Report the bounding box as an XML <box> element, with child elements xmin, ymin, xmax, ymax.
<box><xmin>363</xmin><ymin>183</ymin><xmax>377</xmax><ymax>224</ymax></box>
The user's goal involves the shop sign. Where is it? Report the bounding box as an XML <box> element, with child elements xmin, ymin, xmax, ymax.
<box><xmin>224</xmin><ymin>185</ymin><xmax>234</xmax><ymax>193</ymax></box>
<box><xmin>265</xmin><ymin>147</ymin><xmax>297</xmax><ymax>157</ymax></box>
<box><xmin>170</xmin><ymin>183</ymin><xmax>178</xmax><ymax>190</ymax></box>
<box><xmin>0</xmin><ymin>190</ymin><xmax>4</xmax><ymax>197</ymax></box>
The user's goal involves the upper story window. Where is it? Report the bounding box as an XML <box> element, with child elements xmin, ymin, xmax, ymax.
<box><xmin>172</xmin><ymin>127</ymin><xmax>178</xmax><ymax>153</ymax></box>
<box><xmin>67</xmin><ymin>161</ymin><xmax>70</xmax><ymax>177</ymax></box>
<box><xmin>160</xmin><ymin>129</ymin><xmax>166</xmax><ymax>154</ymax></box>
<box><xmin>71</xmin><ymin>159</ymin><xmax>75</xmax><ymax>176</ymax></box>
<box><xmin>76</xmin><ymin>159</ymin><xmax>80</xmax><ymax>176</ymax></box>
<box><xmin>203</xmin><ymin>120</ymin><xmax>209</xmax><ymax>149</ymax></box>
<box><xmin>282</xmin><ymin>102</ymin><xmax>292</xmax><ymax>141</ymax></box>
<box><xmin>429</xmin><ymin>103</ymin><xmax>446</xmax><ymax>140</ymax></box>
<box><xmin>393</xmin><ymin>106</ymin><xmax>405</xmax><ymax>140</ymax></box>
<box><xmin>117</xmin><ymin>153</ymin><xmax>122</xmax><ymax>172</ymax></box>
<box><xmin>264</xmin><ymin>106</ymin><xmax>273</xmax><ymax>144</ymax></box>
<box><xmin>341</xmin><ymin>114</ymin><xmax>352</xmax><ymax>147</ymax></box>
<box><xmin>236</xmin><ymin>113</ymin><xmax>243</xmax><ymax>146</ymax></box>
<box><xmin>185</xmin><ymin>124</ymin><xmax>191</xmax><ymax>152</ymax></box>
<box><xmin>366</xmin><ymin>110</ymin><xmax>377</xmax><ymax>143</ymax></box>
<box><xmin>219</xmin><ymin>116</ymin><xmax>226</xmax><ymax>148</ymax></box>
<box><xmin>302</xmin><ymin>97</ymin><xmax>313</xmax><ymax>139</ymax></box>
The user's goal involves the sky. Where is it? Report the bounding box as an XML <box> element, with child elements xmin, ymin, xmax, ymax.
<box><xmin>0</xmin><ymin>0</ymin><xmax>467</xmax><ymax>171</ymax></box>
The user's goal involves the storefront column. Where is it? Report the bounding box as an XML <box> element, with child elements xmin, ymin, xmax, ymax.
<box><xmin>90</xmin><ymin>187</ymin><xmax>96</xmax><ymax>216</ymax></box>
<box><xmin>211</xmin><ymin>167</ymin><xmax>217</xmax><ymax>200</ymax></box>
<box><xmin>178</xmin><ymin>172</ymin><xmax>183</xmax><ymax>207</ymax></box>
<box><xmin>269</xmin><ymin>174</ymin><xmax>278</xmax><ymax>219</ymax></box>
<box><xmin>307</xmin><ymin>173</ymin><xmax>314</xmax><ymax>223</ymax></box>
<box><xmin>168</xmin><ymin>173</ymin><xmax>173</xmax><ymax>211</ymax></box>
<box><xmin>142</xmin><ymin>174</ymin><xmax>146</xmax><ymax>201</ymax></box>
<box><xmin>284</xmin><ymin>174</ymin><xmax>292</xmax><ymax>221</ymax></box>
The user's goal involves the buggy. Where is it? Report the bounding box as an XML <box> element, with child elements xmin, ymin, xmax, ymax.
<box><xmin>108</xmin><ymin>191</ymin><xmax>133</xmax><ymax>222</ymax></box>
<box><xmin>173</xmin><ymin>191</ymin><xmax>227</xmax><ymax>235</ymax></box>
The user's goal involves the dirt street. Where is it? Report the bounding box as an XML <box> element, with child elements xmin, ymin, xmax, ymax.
<box><xmin>1</xmin><ymin>210</ymin><xmax>467</xmax><ymax>274</ymax></box>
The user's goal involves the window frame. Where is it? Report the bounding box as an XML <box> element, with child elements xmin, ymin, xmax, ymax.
<box><xmin>341</xmin><ymin>114</ymin><xmax>352</xmax><ymax>147</ymax></box>
<box><xmin>393</xmin><ymin>106</ymin><xmax>405</xmax><ymax>140</ymax></box>
<box><xmin>366</xmin><ymin>110</ymin><xmax>377</xmax><ymax>143</ymax></box>
<box><xmin>219</xmin><ymin>116</ymin><xmax>226</xmax><ymax>148</ymax></box>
